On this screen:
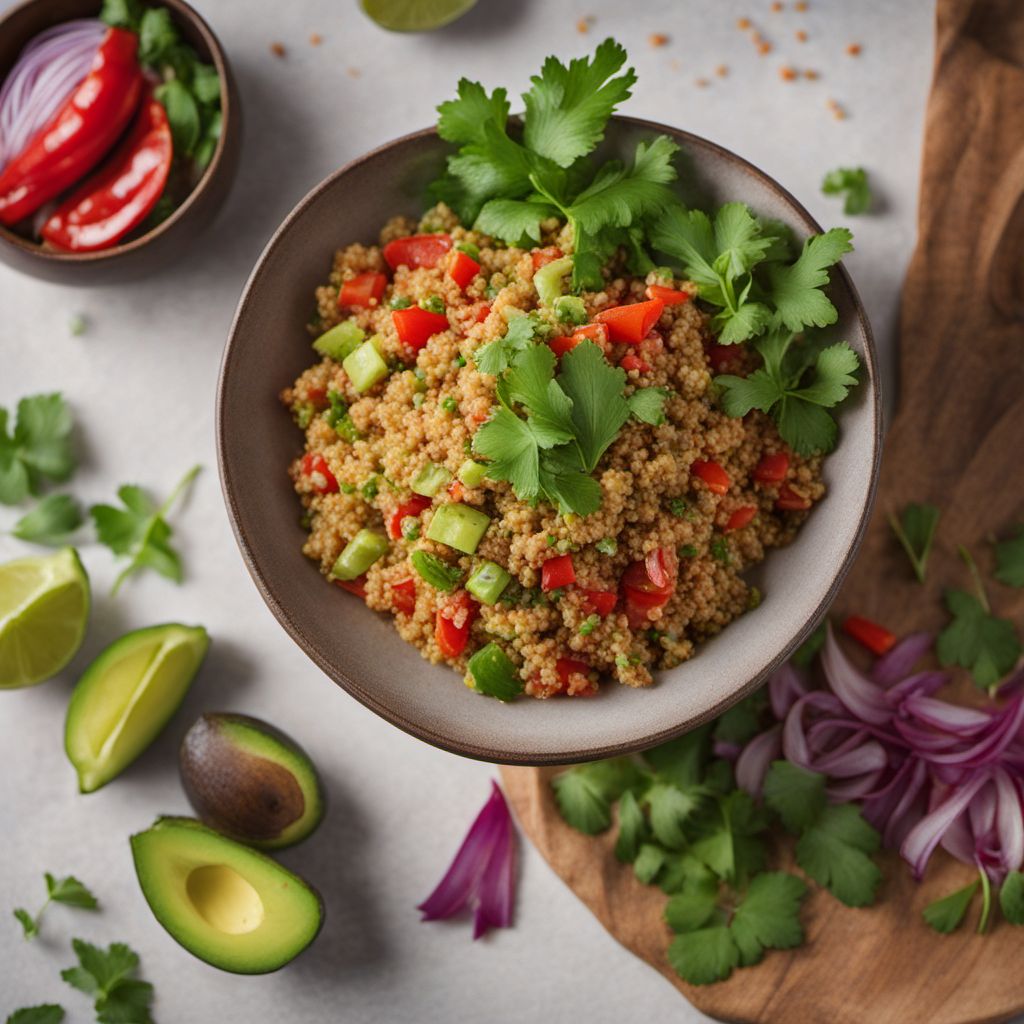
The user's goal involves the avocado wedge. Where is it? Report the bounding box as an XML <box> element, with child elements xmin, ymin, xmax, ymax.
<box><xmin>180</xmin><ymin>713</ymin><xmax>325</xmax><ymax>849</ymax></box>
<box><xmin>130</xmin><ymin>817</ymin><xmax>324</xmax><ymax>973</ymax></box>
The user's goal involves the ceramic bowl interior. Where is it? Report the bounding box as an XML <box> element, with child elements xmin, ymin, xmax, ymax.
<box><xmin>218</xmin><ymin>117</ymin><xmax>880</xmax><ymax>765</ymax></box>
<box><xmin>0</xmin><ymin>0</ymin><xmax>240</xmax><ymax>283</ymax></box>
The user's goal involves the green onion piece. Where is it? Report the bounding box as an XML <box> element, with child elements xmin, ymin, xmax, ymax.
<box><xmin>390</xmin><ymin>295</ymin><xmax>413</xmax><ymax>310</ymax></box>
<box><xmin>294</xmin><ymin>402</ymin><xmax>314</xmax><ymax>428</ymax></box>
<box><xmin>595</xmin><ymin>537</ymin><xmax>617</xmax><ymax>555</ymax></box>
<box><xmin>654</xmin><ymin>266</ymin><xmax>675</xmax><ymax>283</ymax></box>
<box><xmin>679</xmin><ymin>544</ymin><xmax>699</xmax><ymax>558</ymax></box>
<box><xmin>324</xmin><ymin>390</ymin><xmax>364</xmax><ymax>441</ymax></box>
<box><xmin>343</xmin><ymin>341</ymin><xmax>389</xmax><ymax>393</ymax></box>
<box><xmin>466</xmin><ymin>560</ymin><xmax>512</xmax><ymax>605</ymax></box>
<box><xmin>426</xmin><ymin>503</ymin><xmax>491</xmax><ymax>554</ymax></box>
<box><xmin>458</xmin><ymin>459</ymin><xmax>488</xmax><ymax>488</ymax></box>
<box><xmin>361</xmin><ymin>476</ymin><xmax>379</xmax><ymax>501</ymax></box>
<box><xmin>579</xmin><ymin>614</ymin><xmax>598</xmax><ymax>636</ymax></box>
<box><xmin>533</xmin><ymin>255</ymin><xmax>573</xmax><ymax>305</ymax></box>
<box><xmin>455</xmin><ymin>240</ymin><xmax>480</xmax><ymax>260</ymax></box>
<box><xmin>441</xmin><ymin>396</ymin><xmax>458</xmax><ymax>414</ymax></box>
<box><xmin>467</xmin><ymin>643</ymin><xmax>523</xmax><ymax>701</ymax></box>
<box><xmin>331</xmin><ymin>529</ymin><xmax>389</xmax><ymax>580</ymax></box>
<box><xmin>553</xmin><ymin>295</ymin><xmax>587</xmax><ymax>325</ymax></box>
<box><xmin>420</xmin><ymin>295</ymin><xmax>445</xmax><ymax>314</ymax></box>
<box><xmin>401</xmin><ymin>517</ymin><xmax>421</xmax><ymax>541</ymax></box>
<box><xmin>411</xmin><ymin>461</ymin><xmax>452</xmax><ymax>497</ymax></box>
<box><xmin>314</xmin><ymin>319</ymin><xmax>365</xmax><ymax>360</ymax></box>
<box><xmin>410</xmin><ymin>549</ymin><xmax>462</xmax><ymax>591</ymax></box>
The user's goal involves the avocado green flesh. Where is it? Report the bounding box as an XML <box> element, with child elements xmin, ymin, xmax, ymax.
<box><xmin>131</xmin><ymin>817</ymin><xmax>323</xmax><ymax>974</ymax></box>
<box><xmin>65</xmin><ymin>624</ymin><xmax>208</xmax><ymax>793</ymax></box>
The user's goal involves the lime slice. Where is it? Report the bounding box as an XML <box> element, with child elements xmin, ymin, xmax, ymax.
<box><xmin>0</xmin><ymin>547</ymin><xmax>90</xmax><ymax>689</ymax></box>
<box><xmin>360</xmin><ymin>0</ymin><xmax>477</xmax><ymax>32</ymax></box>
<box><xmin>65</xmin><ymin>623</ymin><xmax>209</xmax><ymax>793</ymax></box>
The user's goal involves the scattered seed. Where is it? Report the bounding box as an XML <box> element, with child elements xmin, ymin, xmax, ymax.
<box><xmin>779</xmin><ymin>65</ymin><xmax>798</xmax><ymax>81</ymax></box>
<box><xmin>695</xmin><ymin>77</ymin><xmax>710</xmax><ymax>88</ymax></box>
<box><xmin>795</xmin><ymin>29</ymin><xmax>808</xmax><ymax>42</ymax></box>
<box><xmin>270</xmin><ymin>42</ymin><xmax>286</xmax><ymax>58</ymax></box>
<box><xmin>736</xmin><ymin>17</ymin><xmax>752</xmax><ymax>30</ymax></box>
<box><xmin>309</xmin><ymin>32</ymin><xmax>322</xmax><ymax>46</ymax></box>
<box><xmin>770</xmin><ymin>1</ymin><xmax>783</xmax><ymax>11</ymax></box>
<box><xmin>795</xmin><ymin>0</ymin><xmax>808</xmax><ymax>9</ymax></box>
<box><xmin>804</xmin><ymin>68</ymin><xmax>819</xmax><ymax>79</ymax></box>
<box><xmin>846</xmin><ymin>42</ymin><xmax>862</xmax><ymax>56</ymax></box>
<box><xmin>757</xmin><ymin>39</ymin><xmax>773</xmax><ymax>55</ymax></box>
<box><xmin>827</xmin><ymin>98</ymin><xmax>848</xmax><ymax>119</ymax></box>
<box><xmin>649</xmin><ymin>32</ymin><xmax>669</xmax><ymax>47</ymax></box>
<box><xmin>576</xmin><ymin>15</ymin><xmax>595</xmax><ymax>33</ymax></box>
<box><xmin>716</xmin><ymin>63</ymin><xmax>729</xmax><ymax>77</ymax></box>
<box><xmin>347</xmin><ymin>66</ymin><xmax>361</xmax><ymax>78</ymax></box>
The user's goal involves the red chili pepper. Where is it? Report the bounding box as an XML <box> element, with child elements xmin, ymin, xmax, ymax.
<box><xmin>387</xmin><ymin>494</ymin><xmax>432</xmax><ymax>540</ymax></box>
<box><xmin>392</xmin><ymin>306</ymin><xmax>449</xmax><ymax>351</ymax></box>
<box><xmin>754</xmin><ymin>451</ymin><xmax>790</xmax><ymax>483</ymax></box>
<box><xmin>339</xmin><ymin>272</ymin><xmax>387</xmax><ymax>308</ymax></box>
<box><xmin>776</xmin><ymin>483</ymin><xmax>811</xmax><ymax>511</ymax></box>
<box><xmin>645</xmin><ymin>283</ymin><xmax>691</xmax><ymax>305</ymax></box>
<box><xmin>472</xmin><ymin>303</ymin><xmax>491</xmax><ymax>323</ymax></box>
<box><xmin>706</xmin><ymin>343</ymin><xmax>741</xmax><ymax>373</ymax></box>
<box><xmin>572</xmin><ymin>322</ymin><xmax>609</xmax><ymax>346</ymax></box>
<box><xmin>581</xmin><ymin>588</ymin><xmax>617</xmax><ymax>617</ymax></box>
<box><xmin>531</xmin><ymin>246</ymin><xmax>563</xmax><ymax>270</ymax></box>
<box><xmin>620</xmin><ymin>353</ymin><xmax>651</xmax><ymax>374</ymax></box>
<box><xmin>334</xmin><ymin>575</ymin><xmax>367</xmax><ymax>599</ymax></box>
<box><xmin>390</xmin><ymin>577</ymin><xmax>417</xmax><ymax>615</ymax></box>
<box><xmin>300</xmin><ymin>452</ymin><xmax>338</xmax><ymax>494</ymax></box>
<box><xmin>842</xmin><ymin>615</ymin><xmax>897</xmax><ymax>656</ymax></box>
<box><xmin>0</xmin><ymin>28</ymin><xmax>143</xmax><ymax>226</ymax></box>
<box><xmin>556</xmin><ymin>657</ymin><xmax>597</xmax><ymax>695</ymax></box>
<box><xmin>594</xmin><ymin>298</ymin><xmax>665</xmax><ymax>344</ymax></box>
<box><xmin>41</xmin><ymin>92</ymin><xmax>171</xmax><ymax>253</ymax></box>
<box><xmin>724</xmin><ymin>505</ymin><xmax>758</xmax><ymax>532</ymax></box>
<box><xmin>383</xmin><ymin>233</ymin><xmax>452</xmax><ymax>269</ymax></box>
<box><xmin>435</xmin><ymin>591</ymin><xmax>478</xmax><ymax>658</ymax></box>
<box><xmin>448</xmin><ymin>250</ymin><xmax>481</xmax><ymax>290</ymax></box>
<box><xmin>691</xmin><ymin>459</ymin><xmax>731</xmax><ymax>495</ymax></box>
<box><xmin>548</xmin><ymin>335</ymin><xmax>580</xmax><ymax>359</ymax></box>
<box><xmin>541</xmin><ymin>554</ymin><xmax>576</xmax><ymax>592</ymax></box>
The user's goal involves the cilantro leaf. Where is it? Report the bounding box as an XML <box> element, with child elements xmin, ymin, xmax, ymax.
<box><xmin>716</xmin><ymin>369</ymin><xmax>782</xmax><ymax>418</ymax></box>
<box><xmin>475</xmin><ymin>197</ymin><xmax>558</xmax><ymax>247</ymax></box>
<box><xmin>437</xmin><ymin>79</ymin><xmax>510</xmax><ymax>146</ymax></box>
<box><xmin>664</xmin><ymin>884</ymin><xmax>719</xmax><ymax>933</ymax></box>
<box><xmin>0</xmin><ymin>394</ymin><xmax>75</xmax><ymax>505</ymax></box>
<box><xmin>46</xmin><ymin>874</ymin><xmax>98</xmax><ymax>910</ymax></box>
<box><xmin>768</xmin><ymin>228</ymin><xmax>853</xmax><ymax>331</ymax></box>
<box><xmin>923</xmin><ymin>880</ymin><xmax>979</xmax><ymax>933</ymax></box>
<box><xmin>937</xmin><ymin>588</ymin><xmax>1021</xmax><ymax>689</ymax></box>
<box><xmin>888</xmin><ymin>502</ymin><xmax>940</xmax><ymax>584</ymax></box>
<box><xmin>795</xmin><ymin>804</ymin><xmax>881</xmax><ymax>906</ymax></box>
<box><xmin>11</xmin><ymin>495</ymin><xmax>83</xmax><ymax>546</ymax></box>
<box><xmin>644</xmin><ymin>782</ymin><xmax>703</xmax><ymax>850</ymax></box>
<box><xmin>729</xmin><ymin>871</ymin><xmax>806</xmax><ymax>966</ymax></box>
<box><xmin>690</xmin><ymin>791</ymin><xmax>767</xmax><ymax>884</ymax></box>
<box><xmin>999</xmin><ymin>871</ymin><xmax>1024</xmax><ymax>925</ymax></box>
<box><xmin>522</xmin><ymin>38</ymin><xmax>636</xmax><ymax>167</ymax></box>
<box><xmin>763</xmin><ymin>761</ymin><xmax>826</xmax><ymax>834</ymax></box>
<box><xmin>657</xmin><ymin>851</ymin><xmax>716</xmax><ymax>895</ymax></box>
<box><xmin>473</xmin><ymin>313</ymin><xmax>547</xmax><ymax>377</ymax></box>
<box><xmin>90</xmin><ymin>465</ymin><xmax>200</xmax><ymax>594</ymax></box>
<box><xmin>822</xmin><ymin>167</ymin><xmax>872</xmax><ymax>215</ymax></box>
<box><xmin>667</xmin><ymin>925</ymin><xmax>738</xmax><ymax>985</ymax></box>
<box><xmin>13</xmin><ymin>907</ymin><xmax>38</xmax><ymax>939</ymax></box>
<box><xmin>643</xmin><ymin>727</ymin><xmax>711</xmax><ymax>788</ymax></box>
<box><xmin>61</xmin><ymin>940</ymin><xmax>153</xmax><ymax>1024</ymax></box>
<box><xmin>504</xmin><ymin>344</ymin><xmax>575</xmax><ymax>445</ymax></box>
<box><xmin>551</xmin><ymin>758</ymin><xmax>644</xmax><ymax>834</ymax></box>
<box><xmin>633</xmin><ymin>843</ymin><xmax>667</xmax><ymax>884</ymax></box>
<box><xmin>614</xmin><ymin>789</ymin><xmax>646</xmax><ymax>863</ymax></box>
<box><xmin>537</xmin><ymin>448</ymin><xmax>602</xmax><ymax>516</ymax></box>
<box><xmin>626</xmin><ymin>387</ymin><xmax>668</xmax><ymax>425</ymax></box>
<box><xmin>789</xmin><ymin>342</ymin><xmax>860</xmax><ymax>406</ymax></box>
<box><xmin>6</xmin><ymin>1007</ymin><xmax>65</xmax><ymax>1024</ymax></box>
<box><xmin>472</xmin><ymin>407</ymin><xmax>541</xmax><ymax>502</ymax></box>
<box><xmin>995</xmin><ymin>524</ymin><xmax>1024</xmax><ymax>588</ymax></box>
<box><xmin>712</xmin><ymin>692</ymin><xmax>767</xmax><ymax>747</ymax></box>
<box><xmin>557</xmin><ymin>341</ymin><xmax>630</xmax><ymax>471</ymax></box>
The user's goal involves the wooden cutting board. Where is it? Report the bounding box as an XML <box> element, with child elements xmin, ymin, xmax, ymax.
<box><xmin>501</xmin><ymin>0</ymin><xmax>1024</xmax><ymax>1020</ymax></box>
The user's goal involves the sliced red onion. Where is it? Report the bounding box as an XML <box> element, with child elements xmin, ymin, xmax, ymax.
<box><xmin>735</xmin><ymin>725</ymin><xmax>781</xmax><ymax>796</ymax></box>
<box><xmin>769</xmin><ymin>661</ymin><xmax>808</xmax><ymax>720</ymax></box>
<box><xmin>821</xmin><ymin>625</ymin><xmax>893</xmax><ymax>726</ymax></box>
<box><xmin>872</xmin><ymin>632</ymin><xmax>933</xmax><ymax>687</ymax></box>
<box><xmin>713</xmin><ymin>739</ymin><xmax>742</xmax><ymax>761</ymax></box>
<box><xmin>902</xmin><ymin>771</ymin><xmax>991</xmax><ymax>878</ymax></box>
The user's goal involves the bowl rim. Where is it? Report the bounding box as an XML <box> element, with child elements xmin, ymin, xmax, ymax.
<box><xmin>0</xmin><ymin>0</ymin><xmax>234</xmax><ymax>264</ymax></box>
<box><xmin>217</xmin><ymin>115</ymin><xmax>883</xmax><ymax>765</ymax></box>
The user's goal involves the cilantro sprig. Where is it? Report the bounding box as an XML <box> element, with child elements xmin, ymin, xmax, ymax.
<box><xmin>822</xmin><ymin>167</ymin><xmax>872</xmax><ymax>215</ymax></box>
<box><xmin>995</xmin><ymin>524</ymin><xmax>1024</xmax><ymax>588</ymax></box>
<box><xmin>6</xmin><ymin>1008</ymin><xmax>65</xmax><ymax>1024</ymax></box>
<box><xmin>13</xmin><ymin>874</ymin><xmax>98</xmax><ymax>941</ymax></box>
<box><xmin>61</xmin><ymin>939</ymin><xmax>154</xmax><ymax>1024</ymax></box>
<box><xmin>11</xmin><ymin>495</ymin><xmax>83</xmax><ymax>546</ymax></box>
<box><xmin>889</xmin><ymin>502</ymin><xmax>940</xmax><ymax>583</ymax></box>
<box><xmin>0</xmin><ymin>394</ymin><xmax>75</xmax><ymax>506</ymax></box>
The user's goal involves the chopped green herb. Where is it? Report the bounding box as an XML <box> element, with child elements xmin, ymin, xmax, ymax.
<box><xmin>595</xmin><ymin>537</ymin><xmax>617</xmax><ymax>555</ymax></box>
<box><xmin>454</xmin><ymin>354</ymin><xmax>467</xmax><ymax>367</ymax></box>
<box><xmin>579</xmin><ymin>614</ymin><xmax>599</xmax><ymax>636</ymax></box>
<box><xmin>546</xmin><ymin>534</ymin><xmax>558</xmax><ymax>546</ymax></box>
<box><xmin>995</xmin><ymin>524</ymin><xmax>1024</xmax><ymax>588</ymax></box>
<box><xmin>678</xmin><ymin>543</ymin><xmax>698</xmax><ymax>558</ymax></box>
<box><xmin>340</xmin><ymin>482</ymin><xmax>356</xmax><ymax>495</ymax></box>
<box><xmin>6</xmin><ymin>1007</ymin><xmax>65</xmax><ymax>1024</ymax></box>
<box><xmin>13</xmin><ymin>873</ymin><xmax>98</xmax><ymax>940</ymax></box>
<box><xmin>668</xmin><ymin>498</ymin><xmax>689</xmax><ymax>517</ymax></box>
<box><xmin>401</xmin><ymin>517</ymin><xmax>421</xmax><ymax>541</ymax></box>
<box><xmin>420</xmin><ymin>295</ymin><xmax>445</xmax><ymax>314</ymax></box>
<box><xmin>410</xmin><ymin>550</ymin><xmax>463</xmax><ymax>591</ymax></box>
<box><xmin>923</xmin><ymin>880</ymin><xmax>980</xmax><ymax>934</ymax></box>
<box><xmin>455</xmin><ymin>240</ymin><xmax>480</xmax><ymax>260</ymax></box>
<box><xmin>361</xmin><ymin>476</ymin><xmax>380</xmax><ymax>501</ymax></box>
<box><xmin>710</xmin><ymin>536</ymin><xmax>730</xmax><ymax>564</ymax></box>
<box><xmin>61</xmin><ymin>938</ymin><xmax>154</xmax><ymax>1024</ymax></box>
<box><xmin>821</xmin><ymin>166</ymin><xmax>872</xmax><ymax>215</ymax></box>
<box><xmin>11</xmin><ymin>494</ymin><xmax>83</xmax><ymax>546</ymax></box>
<box><xmin>888</xmin><ymin>502</ymin><xmax>940</xmax><ymax>584</ymax></box>
<box><xmin>390</xmin><ymin>295</ymin><xmax>413</xmax><ymax>310</ymax></box>
<box><xmin>0</xmin><ymin>393</ymin><xmax>75</xmax><ymax>505</ymax></box>
<box><xmin>441</xmin><ymin>396</ymin><xmax>458</xmax><ymax>414</ymax></box>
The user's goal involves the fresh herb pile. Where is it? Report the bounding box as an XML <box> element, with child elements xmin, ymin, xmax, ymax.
<box><xmin>431</xmin><ymin>39</ymin><xmax>861</xmax><ymax>459</ymax></box>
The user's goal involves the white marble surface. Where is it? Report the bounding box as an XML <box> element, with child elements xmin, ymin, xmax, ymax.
<box><xmin>1</xmin><ymin>1</ymin><xmax>935</xmax><ymax>1021</ymax></box>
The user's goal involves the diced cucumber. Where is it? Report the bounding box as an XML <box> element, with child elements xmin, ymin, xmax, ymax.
<box><xmin>411</xmin><ymin>461</ymin><xmax>452</xmax><ymax>497</ymax></box>
<box><xmin>314</xmin><ymin>320</ymin><xmax>365</xmax><ymax>360</ymax></box>
<box><xmin>331</xmin><ymin>529</ymin><xmax>389</xmax><ymax>581</ymax></box>
<box><xmin>426</xmin><ymin>503</ymin><xmax>491</xmax><ymax>554</ymax></box>
<box><xmin>553</xmin><ymin>295</ymin><xmax>587</xmax><ymax>325</ymax></box>
<box><xmin>467</xmin><ymin>643</ymin><xmax>523</xmax><ymax>702</ymax></box>
<box><xmin>343</xmin><ymin>341</ymin><xmax>389</xmax><ymax>393</ymax></box>
<box><xmin>458</xmin><ymin>459</ymin><xmax>488</xmax><ymax>488</ymax></box>
<box><xmin>533</xmin><ymin>256</ymin><xmax>573</xmax><ymax>306</ymax></box>
<box><xmin>455</xmin><ymin>240</ymin><xmax>480</xmax><ymax>260</ymax></box>
<box><xmin>410</xmin><ymin>550</ymin><xmax>462</xmax><ymax>591</ymax></box>
<box><xmin>466</xmin><ymin>561</ymin><xmax>511</xmax><ymax>605</ymax></box>
<box><xmin>368</xmin><ymin>333</ymin><xmax>386</xmax><ymax>356</ymax></box>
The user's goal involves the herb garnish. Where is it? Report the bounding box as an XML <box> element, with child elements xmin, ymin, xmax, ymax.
<box><xmin>889</xmin><ymin>502</ymin><xmax>940</xmax><ymax>583</ymax></box>
<box><xmin>61</xmin><ymin>939</ymin><xmax>154</xmax><ymax>1024</ymax></box>
<box><xmin>0</xmin><ymin>394</ymin><xmax>75</xmax><ymax>505</ymax></box>
<box><xmin>6</xmin><ymin>1008</ymin><xmax>65</xmax><ymax>1024</ymax></box>
<box><xmin>11</xmin><ymin>495</ymin><xmax>83</xmax><ymax>546</ymax></box>
<box><xmin>821</xmin><ymin>166</ymin><xmax>872</xmax><ymax>215</ymax></box>
<box><xmin>995</xmin><ymin>524</ymin><xmax>1024</xmax><ymax>588</ymax></box>
<box><xmin>13</xmin><ymin>874</ymin><xmax>98</xmax><ymax>940</ymax></box>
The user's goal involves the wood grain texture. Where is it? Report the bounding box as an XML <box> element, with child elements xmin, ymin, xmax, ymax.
<box><xmin>501</xmin><ymin>0</ymin><xmax>1024</xmax><ymax>1020</ymax></box>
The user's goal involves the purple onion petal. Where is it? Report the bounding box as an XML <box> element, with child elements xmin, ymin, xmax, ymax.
<box><xmin>473</xmin><ymin>807</ymin><xmax>516</xmax><ymax>939</ymax></box>
<box><xmin>769</xmin><ymin>662</ymin><xmax>808</xmax><ymax>720</ymax></box>
<box><xmin>822</xmin><ymin>625</ymin><xmax>893</xmax><ymax>726</ymax></box>
<box><xmin>901</xmin><ymin>771</ymin><xmax>991</xmax><ymax>878</ymax></box>
<box><xmin>735</xmin><ymin>725</ymin><xmax>782</xmax><ymax>796</ymax></box>
<box><xmin>872</xmin><ymin>632</ymin><xmax>933</xmax><ymax>687</ymax></box>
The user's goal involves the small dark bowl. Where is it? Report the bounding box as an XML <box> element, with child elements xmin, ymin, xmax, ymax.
<box><xmin>218</xmin><ymin>118</ymin><xmax>882</xmax><ymax>766</ymax></box>
<box><xmin>0</xmin><ymin>0</ymin><xmax>241</xmax><ymax>284</ymax></box>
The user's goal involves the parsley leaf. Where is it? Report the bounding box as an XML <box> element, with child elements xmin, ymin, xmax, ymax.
<box><xmin>614</xmin><ymin>789</ymin><xmax>646</xmax><ymax>863</ymax></box>
<box><xmin>729</xmin><ymin>871</ymin><xmax>807</xmax><ymax>966</ymax></box>
<box><xmin>888</xmin><ymin>502</ymin><xmax>940</xmax><ymax>584</ymax></box>
<box><xmin>822</xmin><ymin>167</ymin><xmax>872</xmax><ymax>215</ymax></box>
<box><xmin>13</xmin><ymin>873</ymin><xmax>98</xmax><ymax>940</ymax></box>
<box><xmin>763</xmin><ymin>761</ymin><xmax>826</xmax><ymax>834</ymax></box>
<box><xmin>551</xmin><ymin>758</ymin><xmax>644</xmax><ymax>834</ymax></box>
<box><xmin>473</xmin><ymin>407</ymin><xmax>543</xmax><ymax>502</ymax></box>
<box><xmin>937</xmin><ymin>588</ymin><xmax>1021</xmax><ymax>689</ymax></box>
<box><xmin>923</xmin><ymin>880</ymin><xmax>979</xmax><ymax>933</ymax></box>
<box><xmin>558</xmin><ymin>341</ymin><xmax>630</xmax><ymax>471</ymax></box>
<box><xmin>90</xmin><ymin>465</ymin><xmax>199</xmax><ymax>594</ymax></box>
<box><xmin>995</xmin><ymin>524</ymin><xmax>1024</xmax><ymax>588</ymax></box>
<box><xmin>644</xmin><ymin>782</ymin><xmax>704</xmax><ymax>850</ymax></box>
<box><xmin>768</xmin><ymin>228</ymin><xmax>853</xmax><ymax>331</ymax></box>
<box><xmin>0</xmin><ymin>394</ymin><xmax>75</xmax><ymax>505</ymax></box>
<box><xmin>11</xmin><ymin>495</ymin><xmax>83</xmax><ymax>546</ymax></box>
<box><xmin>795</xmin><ymin>804</ymin><xmax>881</xmax><ymax>906</ymax></box>
<box><xmin>999</xmin><ymin>871</ymin><xmax>1024</xmax><ymax>925</ymax></box>
<box><xmin>626</xmin><ymin>387</ymin><xmax>668</xmax><ymax>425</ymax></box>
<box><xmin>6</xmin><ymin>1007</ymin><xmax>65</xmax><ymax>1024</ymax></box>
<box><xmin>61</xmin><ymin>939</ymin><xmax>153</xmax><ymax>1024</ymax></box>
<box><xmin>664</xmin><ymin>881</ymin><xmax>719</xmax><ymax>933</ymax></box>
<box><xmin>475</xmin><ymin>198</ymin><xmax>559</xmax><ymax>248</ymax></box>
<box><xmin>633</xmin><ymin>843</ymin><xmax>667</xmax><ymax>884</ymax></box>
<box><xmin>504</xmin><ymin>344</ymin><xmax>575</xmax><ymax>444</ymax></box>
<box><xmin>667</xmin><ymin>925</ymin><xmax>738</xmax><ymax>985</ymax></box>
<box><xmin>473</xmin><ymin>313</ymin><xmax>548</xmax><ymax>377</ymax></box>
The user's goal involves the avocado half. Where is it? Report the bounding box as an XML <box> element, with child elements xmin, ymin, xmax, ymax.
<box><xmin>130</xmin><ymin>817</ymin><xmax>324</xmax><ymax>974</ymax></box>
<box><xmin>179</xmin><ymin>713</ymin><xmax>324</xmax><ymax>849</ymax></box>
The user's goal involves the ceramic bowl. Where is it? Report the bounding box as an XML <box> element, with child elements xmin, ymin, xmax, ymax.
<box><xmin>218</xmin><ymin>117</ymin><xmax>881</xmax><ymax>765</ymax></box>
<box><xmin>0</xmin><ymin>0</ymin><xmax>241</xmax><ymax>284</ymax></box>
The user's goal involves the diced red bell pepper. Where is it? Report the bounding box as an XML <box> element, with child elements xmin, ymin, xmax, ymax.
<box><xmin>334</xmin><ymin>575</ymin><xmax>367</xmax><ymax>598</ymax></box>
<box><xmin>556</xmin><ymin>657</ymin><xmax>597</xmax><ymax>696</ymax></box>
<box><xmin>383</xmin><ymin>233</ymin><xmax>452</xmax><ymax>270</ymax></box>
<box><xmin>754</xmin><ymin>451</ymin><xmax>790</xmax><ymax>484</ymax></box>
<box><xmin>645</xmin><ymin>548</ymin><xmax>678</xmax><ymax>590</ymax></box>
<box><xmin>572</xmin><ymin>322</ymin><xmax>609</xmax><ymax>345</ymax></box>
<box><xmin>842</xmin><ymin>615</ymin><xmax>897</xmax><ymax>657</ymax></box>
<box><xmin>531</xmin><ymin>246</ymin><xmax>563</xmax><ymax>270</ymax></box>
<box><xmin>541</xmin><ymin>554</ymin><xmax>576</xmax><ymax>591</ymax></box>
<box><xmin>393</xmin><ymin>306</ymin><xmax>450</xmax><ymax>351</ymax></box>
<box><xmin>620</xmin><ymin>353</ymin><xmax>651</xmax><ymax>374</ymax></box>
<box><xmin>724</xmin><ymin>506</ymin><xmax>758</xmax><ymax>532</ymax></box>
<box><xmin>548</xmin><ymin>335</ymin><xmax>580</xmax><ymax>359</ymax></box>
<box><xmin>448</xmin><ymin>250</ymin><xmax>481</xmax><ymax>290</ymax></box>
<box><xmin>472</xmin><ymin>303</ymin><xmax>491</xmax><ymax>323</ymax></box>
<box><xmin>307</xmin><ymin>385</ymin><xmax>327</xmax><ymax>406</ymax></box>
<box><xmin>301</xmin><ymin>452</ymin><xmax>338</xmax><ymax>494</ymax></box>
<box><xmin>447</xmin><ymin>480</ymin><xmax>466</xmax><ymax>502</ymax></box>
<box><xmin>776</xmin><ymin>483</ymin><xmax>811</xmax><ymax>511</ymax></box>
<box><xmin>706</xmin><ymin>343</ymin><xmax>741</xmax><ymax>373</ymax></box>
<box><xmin>621</xmin><ymin>550</ymin><xmax>677</xmax><ymax>628</ymax></box>
<box><xmin>594</xmin><ymin>298</ymin><xmax>665</xmax><ymax>344</ymax></box>
<box><xmin>339</xmin><ymin>272</ymin><xmax>387</xmax><ymax>308</ymax></box>
<box><xmin>435</xmin><ymin>591</ymin><xmax>478</xmax><ymax>658</ymax></box>
<box><xmin>581</xmin><ymin>588</ymin><xmax>617</xmax><ymax>617</ymax></box>
<box><xmin>390</xmin><ymin>577</ymin><xmax>417</xmax><ymax>615</ymax></box>
<box><xmin>691</xmin><ymin>459</ymin><xmax>730</xmax><ymax>495</ymax></box>
<box><xmin>387</xmin><ymin>494</ymin><xmax>432</xmax><ymax>540</ymax></box>
<box><xmin>645</xmin><ymin>283</ymin><xmax>691</xmax><ymax>305</ymax></box>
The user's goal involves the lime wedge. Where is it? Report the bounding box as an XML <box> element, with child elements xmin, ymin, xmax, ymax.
<box><xmin>65</xmin><ymin>623</ymin><xmax>209</xmax><ymax>793</ymax></box>
<box><xmin>360</xmin><ymin>0</ymin><xmax>477</xmax><ymax>32</ymax></box>
<box><xmin>0</xmin><ymin>547</ymin><xmax>90</xmax><ymax>689</ymax></box>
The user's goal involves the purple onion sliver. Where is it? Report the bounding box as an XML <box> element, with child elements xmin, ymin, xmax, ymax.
<box><xmin>472</xmin><ymin>810</ymin><xmax>516</xmax><ymax>939</ymax></box>
<box><xmin>901</xmin><ymin>771</ymin><xmax>990</xmax><ymax>878</ymax></box>
<box><xmin>769</xmin><ymin>662</ymin><xmax>808</xmax><ymax>720</ymax></box>
<box><xmin>872</xmin><ymin>632</ymin><xmax>934</xmax><ymax>687</ymax></box>
<box><xmin>735</xmin><ymin>725</ymin><xmax>782</xmax><ymax>796</ymax></box>
<box><xmin>822</xmin><ymin>625</ymin><xmax>893</xmax><ymax>726</ymax></box>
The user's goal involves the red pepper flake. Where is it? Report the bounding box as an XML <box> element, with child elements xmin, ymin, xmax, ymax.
<box><xmin>649</xmin><ymin>32</ymin><xmax>670</xmax><ymax>47</ymax></box>
<box><xmin>309</xmin><ymin>32</ymin><xmax>323</xmax><ymax>46</ymax></box>
<box><xmin>270</xmin><ymin>42</ymin><xmax>286</xmax><ymax>58</ymax></box>
<box><xmin>795</xmin><ymin>0</ymin><xmax>808</xmax><ymax>9</ymax></box>
<box><xmin>770</xmin><ymin>1</ymin><xmax>783</xmax><ymax>11</ymax></box>
<box><xmin>846</xmin><ymin>42</ymin><xmax>862</xmax><ymax>56</ymax></box>
<box><xmin>576</xmin><ymin>15</ymin><xmax>595</xmax><ymax>33</ymax></box>
<box><xmin>716</xmin><ymin>63</ymin><xmax>729</xmax><ymax>77</ymax></box>
<box><xmin>736</xmin><ymin>16</ymin><xmax>752</xmax><ymax>29</ymax></box>
<box><xmin>795</xmin><ymin>29</ymin><xmax>808</xmax><ymax>42</ymax></box>
<box><xmin>757</xmin><ymin>38</ymin><xmax>773</xmax><ymax>55</ymax></box>
<box><xmin>827</xmin><ymin>98</ymin><xmax>848</xmax><ymax>120</ymax></box>
<box><xmin>779</xmin><ymin>65</ymin><xmax>798</xmax><ymax>81</ymax></box>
